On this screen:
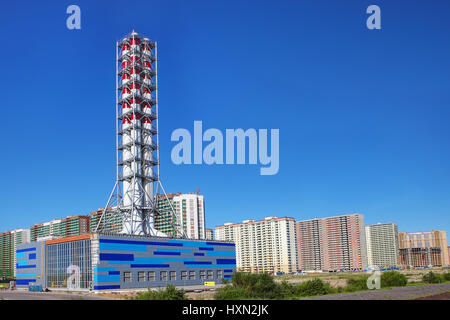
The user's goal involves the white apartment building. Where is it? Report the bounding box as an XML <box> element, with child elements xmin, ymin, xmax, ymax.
<box><xmin>215</xmin><ymin>216</ymin><xmax>297</xmax><ymax>274</ymax></box>
<box><xmin>172</xmin><ymin>193</ymin><xmax>206</xmax><ymax>240</ymax></box>
<box><xmin>205</xmin><ymin>228</ymin><xmax>214</xmax><ymax>240</ymax></box>
<box><xmin>365</xmin><ymin>223</ymin><xmax>399</xmax><ymax>268</ymax></box>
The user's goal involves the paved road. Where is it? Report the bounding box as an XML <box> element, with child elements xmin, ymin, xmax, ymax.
<box><xmin>300</xmin><ymin>283</ymin><xmax>450</xmax><ymax>300</ymax></box>
<box><xmin>415</xmin><ymin>292</ymin><xmax>450</xmax><ymax>300</ymax></box>
<box><xmin>0</xmin><ymin>290</ymin><xmax>111</xmax><ymax>300</ymax></box>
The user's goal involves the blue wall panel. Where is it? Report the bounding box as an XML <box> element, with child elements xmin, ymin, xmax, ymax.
<box><xmin>15</xmin><ymin>242</ymin><xmax>43</xmax><ymax>288</ymax></box>
<box><xmin>94</xmin><ymin>235</ymin><xmax>236</xmax><ymax>290</ymax></box>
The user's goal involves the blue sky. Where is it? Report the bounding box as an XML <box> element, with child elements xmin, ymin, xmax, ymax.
<box><xmin>0</xmin><ymin>0</ymin><xmax>449</xmax><ymax>237</ymax></box>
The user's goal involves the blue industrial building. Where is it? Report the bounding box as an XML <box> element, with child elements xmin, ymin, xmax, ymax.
<box><xmin>15</xmin><ymin>233</ymin><xmax>236</xmax><ymax>291</ymax></box>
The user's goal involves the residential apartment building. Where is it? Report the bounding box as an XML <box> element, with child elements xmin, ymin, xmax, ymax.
<box><xmin>399</xmin><ymin>248</ymin><xmax>443</xmax><ymax>268</ymax></box>
<box><xmin>365</xmin><ymin>223</ymin><xmax>399</xmax><ymax>268</ymax></box>
<box><xmin>215</xmin><ymin>217</ymin><xmax>297</xmax><ymax>274</ymax></box>
<box><xmin>30</xmin><ymin>215</ymin><xmax>90</xmax><ymax>242</ymax></box>
<box><xmin>89</xmin><ymin>208</ymin><xmax>124</xmax><ymax>234</ymax></box>
<box><xmin>156</xmin><ymin>193</ymin><xmax>206</xmax><ymax>240</ymax></box>
<box><xmin>296</xmin><ymin>214</ymin><xmax>367</xmax><ymax>272</ymax></box>
<box><xmin>205</xmin><ymin>228</ymin><xmax>214</xmax><ymax>240</ymax></box>
<box><xmin>398</xmin><ymin>230</ymin><xmax>449</xmax><ymax>266</ymax></box>
<box><xmin>155</xmin><ymin>194</ymin><xmax>180</xmax><ymax>237</ymax></box>
<box><xmin>0</xmin><ymin>229</ymin><xmax>30</xmax><ymax>279</ymax></box>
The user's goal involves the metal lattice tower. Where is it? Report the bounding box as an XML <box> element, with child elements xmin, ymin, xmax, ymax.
<box><xmin>95</xmin><ymin>31</ymin><xmax>182</xmax><ymax>237</ymax></box>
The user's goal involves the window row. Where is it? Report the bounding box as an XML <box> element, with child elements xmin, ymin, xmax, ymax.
<box><xmin>122</xmin><ymin>269</ymin><xmax>225</xmax><ymax>282</ymax></box>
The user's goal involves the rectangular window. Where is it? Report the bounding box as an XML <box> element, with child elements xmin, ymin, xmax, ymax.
<box><xmin>181</xmin><ymin>271</ymin><xmax>188</xmax><ymax>281</ymax></box>
<box><xmin>148</xmin><ymin>271</ymin><xmax>155</xmax><ymax>282</ymax></box>
<box><xmin>200</xmin><ymin>270</ymin><xmax>206</xmax><ymax>280</ymax></box>
<box><xmin>189</xmin><ymin>271</ymin><xmax>196</xmax><ymax>280</ymax></box>
<box><xmin>123</xmin><ymin>272</ymin><xmax>132</xmax><ymax>283</ymax></box>
<box><xmin>207</xmin><ymin>270</ymin><xmax>214</xmax><ymax>279</ymax></box>
<box><xmin>217</xmin><ymin>270</ymin><xmax>223</xmax><ymax>279</ymax></box>
<box><xmin>160</xmin><ymin>271</ymin><xmax>168</xmax><ymax>281</ymax></box>
<box><xmin>138</xmin><ymin>271</ymin><xmax>145</xmax><ymax>282</ymax></box>
<box><xmin>170</xmin><ymin>271</ymin><xmax>176</xmax><ymax>281</ymax></box>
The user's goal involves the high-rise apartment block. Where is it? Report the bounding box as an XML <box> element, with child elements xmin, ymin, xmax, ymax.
<box><xmin>0</xmin><ymin>229</ymin><xmax>30</xmax><ymax>279</ymax></box>
<box><xmin>156</xmin><ymin>193</ymin><xmax>206</xmax><ymax>239</ymax></box>
<box><xmin>30</xmin><ymin>215</ymin><xmax>90</xmax><ymax>242</ymax></box>
<box><xmin>155</xmin><ymin>194</ymin><xmax>180</xmax><ymax>237</ymax></box>
<box><xmin>215</xmin><ymin>217</ymin><xmax>298</xmax><ymax>274</ymax></box>
<box><xmin>398</xmin><ymin>230</ymin><xmax>449</xmax><ymax>266</ymax></box>
<box><xmin>399</xmin><ymin>247</ymin><xmax>443</xmax><ymax>267</ymax></box>
<box><xmin>90</xmin><ymin>209</ymin><xmax>124</xmax><ymax>234</ymax></box>
<box><xmin>205</xmin><ymin>228</ymin><xmax>214</xmax><ymax>240</ymax></box>
<box><xmin>296</xmin><ymin>214</ymin><xmax>367</xmax><ymax>272</ymax></box>
<box><xmin>365</xmin><ymin>223</ymin><xmax>399</xmax><ymax>268</ymax></box>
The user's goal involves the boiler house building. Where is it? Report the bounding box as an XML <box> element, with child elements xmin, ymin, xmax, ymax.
<box><xmin>15</xmin><ymin>233</ymin><xmax>235</xmax><ymax>290</ymax></box>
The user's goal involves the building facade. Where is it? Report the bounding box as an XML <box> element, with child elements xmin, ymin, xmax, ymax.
<box><xmin>156</xmin><ymin>193</ymin><xmax>206</xmax><ymax>240</ymax></box>
<box><xmin>0</xmin><ymin>229</ymin><xmax>30</xmax><ymax>279</ymax></box>
<box><xmin>90</xmin><ymin>209</ymin><xmax>124</xmax><ymax>234</ymax></box>
<box><xmin>155</xmin><ymin>194</ymin><xmax>180</xmax><ymax>237</ymax></box>
<box><xmin>398</xmin><ymin>230</ymin><xmax>449</xmax><ymax>266</ymax></box>
<box><xmin>296</xmin><ymin>214</ymin><xmax>368</xmax><ymax>272</ymax></box>
<box><xmin>205</xmin><ymin>229</ymin><xmax>214</xmax><ymax>240</ymax></box>
<box><xmin>30</xmin><ymin>216</ymin><xmax>90</xmax><ymax>242</ymax></box>
<box><xmin>215</xmin><ymin>217</ymin><xmax>298</xmax><ymax>274</ymax></box>
<box><xmin>15</xmin><ymin>233</ymin><xmax>236</xmax><ymax>290</ymax></box>
<box><xmin>399</xmin><ymin>247</ymin><xmax>442</xmax><ymax>268</ymax></box>
<box><xmin>365</xmin><ymin>223</ymin><xmax>399</xmax><ymax>268</ymax></box>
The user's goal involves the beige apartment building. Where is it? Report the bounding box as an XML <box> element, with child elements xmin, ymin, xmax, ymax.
<box><xmin>296</xmin><ymin>214</ymin><xmax>368</xmax><ymax>272</ymax></box>
<box><xmin>398</xmin><ymin>230</ymin><xmax>449</xmax><ymax>266</ymax></box>
<box><xmin>215</xmin><ymin>217</ymin><xmax>297</xmax><ymax>274</ymax></box>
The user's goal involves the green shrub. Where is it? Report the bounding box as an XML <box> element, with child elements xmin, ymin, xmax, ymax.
<box><xmin>215</xmin><ymin>272</ymin><xmax>336</xmax><ymax>300</ymax></box>
<box><xmin>381</xmin><ymin>271</ymin><xmax>407</xmax><ymax>288</ymax></box>
<box><xmin>214</xmin><ymin>285</ymin><xmax>248</xmax><ymax>300</ymax></box>
<box><xmin>280</xmin><ymin>280</ymin><xmax>295</xmax><ymax>297</ymax></box>
<box><xmin>215</xmin><ymin>272</ymin><xmax>289</xmax><ymax>299</ymax></box>
<box><xmin>134</xmin><ymin>284</ymin><xmax>187</xmax><ymax>300</ymax></box>
<box><xmin>293</xmin><ymin>279</ymin><xmax>333</xmax><ymax>297</ymax></box>
<box><xmin>345</xmin><ymin>276</ymin><xmax>370</xmax><ymax>292</ymax></box>
<box><xmin>442</xmin><ymin>272</ymin><xmax>450</xmax><ymax>281</ymax></box>
<box><xmin>231</xmin><ymin>272</ymin><xmax>285</xmax><ymax>299</ymax></box>
<box><xmin>422</xmin><ymin>271</ymin><xmax>442</xmax><ymax>284</ymax></box>
<box><xmin>221</xmin><ymin>277</ymin><xmax>230</xmax><ymax>284</ymax></box>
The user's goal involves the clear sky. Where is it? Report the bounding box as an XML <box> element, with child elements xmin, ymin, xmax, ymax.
<box><xmin>0</xmin><ymin>0</ymin><xmax>449</xmax><ymax>237</ymax></box>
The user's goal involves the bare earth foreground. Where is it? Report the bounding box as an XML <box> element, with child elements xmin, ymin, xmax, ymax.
<box><xmin>300</xmin><ymin>283</ymin><xmax>450</xmax><ymax>300</ymax></box>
